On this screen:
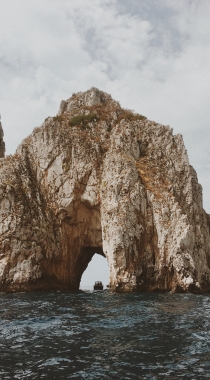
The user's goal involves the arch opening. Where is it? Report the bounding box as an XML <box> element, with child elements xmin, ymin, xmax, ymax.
<box><xmin>79</xmin><ymin>248</ymin><xmax>110</xmax><ymax>290</ymax></box>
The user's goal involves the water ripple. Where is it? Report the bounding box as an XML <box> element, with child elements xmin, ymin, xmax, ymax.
<box><xmin>1</xmin><ymin>291</ymin><xmax>210</xmax><ymax>378</ymax></box>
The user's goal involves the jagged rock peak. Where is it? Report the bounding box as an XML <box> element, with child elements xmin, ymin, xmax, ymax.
<box><xmin>58</xmin><ymin>87</ymin><xmax>120</xmax><ymax>115</ymax></box>
<box><xmin>0</xmin><ymin>116</ymin><xmax>5</xmax><ymax>158</ymax></box>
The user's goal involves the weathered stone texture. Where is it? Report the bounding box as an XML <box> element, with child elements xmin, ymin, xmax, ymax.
<box><xmin>0</xmin><ymin>120</ymin><xmax>5</xmax><ymax>158</ymax></box>
<box><xmin>0</xmin><ymin>87</ymin><xmax>210</xmax><ymax>292</ymax></box>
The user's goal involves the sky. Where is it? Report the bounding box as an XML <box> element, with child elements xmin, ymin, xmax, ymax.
<box><xmin>0</xmin><ymin>0</ymin><xmax>210</xmax><ymax>287</ymax></box>
<box><xmin>80</xmin><ymin>255</ymin><xmax>109</xmax><ymax>290</ymax></box>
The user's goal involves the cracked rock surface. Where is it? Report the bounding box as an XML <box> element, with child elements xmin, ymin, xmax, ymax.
<box><xmin>0</xmin><ymin>119</ymin><xmax>5</xmax><ymax>158</ymax></box>
<box><xmin>0</xmin><ymin>87</ymin><xmax>210</xmax><ymax>292</ymax></box>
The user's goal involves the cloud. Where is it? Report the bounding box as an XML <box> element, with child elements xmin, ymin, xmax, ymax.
<box><xmin>0</xmin><ymin>0</ymin><xmax>210</xmax><ymax>210</ymax></box>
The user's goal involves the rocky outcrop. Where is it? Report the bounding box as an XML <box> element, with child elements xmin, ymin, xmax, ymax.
<box><xmin>1</xmin><ymin>87</ymin><xmax>210</xmax><ymax>293</ymax></box>
<box><xmin>0</xmin><ymin>118</ymin><xmax>5</xmax><ymax>158</ymax></box>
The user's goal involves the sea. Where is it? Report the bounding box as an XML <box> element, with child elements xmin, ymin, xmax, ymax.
<box><xmin>0</xmin><ymin>290</ymin><xmax>210</xmax><ymax>379</ymax></box>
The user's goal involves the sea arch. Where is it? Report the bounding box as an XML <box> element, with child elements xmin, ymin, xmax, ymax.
<box><xmin>79</xmin><ymin>247</ymin><xmax>109</xmax><ymax>289</ymax></box>
<box><xmin>48</xmin><ymin>202</ymin><xmax>111</xmax><ymax>290</ymax></box>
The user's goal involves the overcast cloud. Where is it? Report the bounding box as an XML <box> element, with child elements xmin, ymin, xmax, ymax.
<box><xmin>0</xmin><ymin>0</ymin><xmax>210</xmax><ymax>213</ymax></box>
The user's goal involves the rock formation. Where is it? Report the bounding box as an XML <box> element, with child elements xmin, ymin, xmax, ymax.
<box><xmin>0</xmin><ymin>117</ymin><xmax>5</xmax><ymax>158</ymax></box>
<box><xmin>0</xmin><ymin>88</ymin><xmax>210</xmax><ymax>293</ymax></box>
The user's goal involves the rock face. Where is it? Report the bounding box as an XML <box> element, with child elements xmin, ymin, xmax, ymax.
<box><xmin>0</xmin><ymin>87</ymin><xmax>210</xmax><ymax>293</ymax></box>
<box><xmin>0</xmin><ymin>118</ymin><xmax>5</xmax><ymax>158</ymax></box>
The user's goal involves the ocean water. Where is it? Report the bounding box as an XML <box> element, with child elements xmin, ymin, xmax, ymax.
<box><xmin>0</xmin><ymin>291</ymin><xmax>210</xmax><ymax>379</ymax></box>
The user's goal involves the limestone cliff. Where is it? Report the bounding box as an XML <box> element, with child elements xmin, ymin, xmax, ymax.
<box><xmin>0</xmin><ymin>88</ymin><xmax>210</xmax><ymax>293</ymax></box>
<box><xmin>0</xmin><ymin>118</ymin><xmax>5</xmax><ymax>158</ymax></box>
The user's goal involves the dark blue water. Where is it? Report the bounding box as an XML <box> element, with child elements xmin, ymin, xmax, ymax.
<box><xmin>0</xmin><ymin>291</ymin><xmax>210</xmax><ymax>379</ymax></box>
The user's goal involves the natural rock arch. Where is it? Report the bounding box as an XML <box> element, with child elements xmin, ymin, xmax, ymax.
<box><xmin>1</xmin><ymin>88</ymin><xmax>210</xmax><ymax>293</ymax></box>
<box><xmin>57</xmin><ymin>203</ymin><xmax>108</xmax><ymax>290</ymax></box>
<box><xmin>77</xmin><ymin>247</ymin><xmax>106</xmax><ymax>289</ymax></box>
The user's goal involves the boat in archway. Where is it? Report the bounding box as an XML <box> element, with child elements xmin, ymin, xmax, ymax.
<box><xmin>94</xmin><ymin>281</ymin><xmax>103</xmax><ymax>290</ymax></box>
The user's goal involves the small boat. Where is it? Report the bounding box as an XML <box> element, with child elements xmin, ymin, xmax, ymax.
<box><xmin>94</xmin><ymin>281</ymin><xmax>103</xmax><ymax>290</ymax></box>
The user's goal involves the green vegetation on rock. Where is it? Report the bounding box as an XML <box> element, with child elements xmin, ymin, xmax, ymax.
<box><xmin>69</xmin><ymin>113</ymin><xmax>99</xmax><ymax>129</ymax></box>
